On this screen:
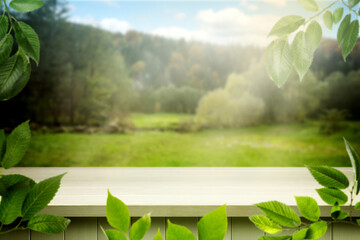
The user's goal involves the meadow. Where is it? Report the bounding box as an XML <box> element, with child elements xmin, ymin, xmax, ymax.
<box><xmin>20</xmin><ymin>114</ymin><xmax>360</xmax><ymax>167</ymax></box>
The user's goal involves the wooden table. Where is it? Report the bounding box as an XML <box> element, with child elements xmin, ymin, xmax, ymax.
<box><xmin>0</xmin><ymin>167</ymin><xmax>358</xmax><ymax>240</ymax></box>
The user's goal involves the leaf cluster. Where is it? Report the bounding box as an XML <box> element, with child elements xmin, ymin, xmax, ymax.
<box><xmin>0</xmin><ymin>0</ymin><xmax>42</xmax><ymax>101</ymax></box>
<box><xmin>266</xmin><ymin>0</ymin><xmax>359</xmax><ymax>87</ymax></box>
<box><xmin>104</xmin><ymin>190</ymin><xmax>228</xmax><ymax>240</ymax></box>
<box><xmin>251</xmin><ymin>138</ymin><xmax>360</xmax><ymax>239</ymax></box>
<box><xmin>0</xmin><ymin>121</ymin><xmax>69</xmax><ymax>234</ymax></box>
<box><xmin>0</xmin><ymin>0</ymin><xmax>69</xmax><ymax>235</ymax></box>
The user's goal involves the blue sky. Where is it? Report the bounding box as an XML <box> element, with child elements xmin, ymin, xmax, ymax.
<box><xmin>67</xmin><ymin>0</ymin><xmax>345</xmax><ymax>46</ymax></box>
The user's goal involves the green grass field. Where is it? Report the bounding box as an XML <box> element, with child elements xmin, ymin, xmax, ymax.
<box><xmin>130</xmin><ymin>113</ymin><xmax>192</xmax><ymax>130</ymax></box>
<box><xmin>21</xmin><ymin>118</ymin><xmax>360</xmax><ymax>167</ymax></box>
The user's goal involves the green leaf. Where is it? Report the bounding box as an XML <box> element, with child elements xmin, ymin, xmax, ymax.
<box><xmin>323</xmin><ymin>11</ymin><xmax>333</xmax><ymax>30</ymax></box>
<box><xmin>198</xmin><ymin>205</ymin><xmax>227</xmax><ymax>240</ymax></box>
<box><xmin>166</xmin><ymin>220</ymin><xmax>196</xmax><ymax>240</ymax></box>
<box><xmin>292</xmin><ymin>31</ymin><xmax>313</xmax><ymax>81</ymax></box>
<box><xmin>0</xmin><ymin>16</ymin><xmax>8</xmax><ymax>38</ymax></box>
<box><xmin>349</xmin><ymin>0</ymin><xmax>360</xmax><ymax>8</ymax></box>
<box><xmin>357</xmin><ymin>219</ymin><xmax>360</xmax><ymax>226</ymax></box>
<box><xmin>330</xmin><ymin>202</ymin><xmax>348</xmax><ymax>220</ymax></box>
<box><xmin>305</xmin><ymin>21</ymin><xmax>322</xmax><ymax>54</ymax></box>
<box><xmin>22</xmin><ymin>173</ymin><xmax>66</xmax><ymax>220</ymax></box>
<box><xmin>297</xmin><ymin>0</ymin><xmax>318</xmax><ymax>12</ymax></box>
<box><xmin>258</xmin><ymin>236</ymin><xmax>291</xmax><ymax>240</ymax></box>
<box><xmin>14</xmin><ymin>21</ymin><xmax>40</xmax><ymax>65</ymax></box>
<box><xmin>333</xmin><ymin>8</ymin><xmax>344</xmax><ymax>24</ymax></box>
<box><xmin>0</xmin><ymin>182</ymin><xmax>5</xmax><ymax>196</ymax></box>
<box><xmin>28</xmin><ymin>214</ymin><xmax>70</xmax><ymax>234</ymax></box>
<box><xmin>0</xmin><ymin>180</ymin><xmax>33</xmax><ymax>224</ymax></box>
<box><xmin>355</xmin><ymin>201</ymin><xmax>360</xmax><ymax>210</ymax></box>
<box><xmin>0</xmin><ymin>57</ymin><xmax>30</xmax><ymax>102</ymax></box>
<box><xmin>344</xmin><ymin>138</ymin><xmax>360</xmax><ymax>194</ymax></box>
<box><xmin>316</xmin><ymin>188</ymin><xmax>348</xmax><ymax>205</ymax></box>
<box><xmin>0</xmin><ymin>52</ymin><xmax>28</xmax><ymax>102</ymax></box>
<box><xmin>129</xmin><ymin>213</ymin><xmax>151</xmax><ymax>240</ymax></box>
<box><xmin>0</xmin><ymin>129</ymin><xmax>5</xmax><ymax>162</ymax></box>
<box><xmin>337</xmin><ymin>14</ymin><xmax>351</xmax><ymax>46</ymax></box>
<box><xmin>295</xmin><ymin>196</ymin><xmax>320</xmax><ymax>222</ymax></box>
<box><xmin>153</xmin><ymin>229</ymin><xmax>164</xmax><ymax>240</ymax></box>
<box><xmin>332</xmin><ymin>209</ymin><xmax>348</xmax><ymax>220</ymax></box>
<box><xmin>268</xmin><ymin>15</ymin><xmax>305</xmax><ymax>37</ymax></box>
<box><xmin>249</xmin><ymin>215</ymin><xmax>282</xmax><ymax>234</ymax></box>
<box><xmin>1</xmin><ymin>120</ymin><xmax>31</xmax><ymax>169</ymax></box>
<box><xmin>106</xmin><ymin>190</ymin><xmax>130</xmax><ymax>232</ymax></box>
<box><xmin>305</xmin><ymin>221</ymin><xmax>327</xmax><ymax>239</ymax></box>
<box><xmin>9</xmin><ymin>0</ymin><xmax>44</xmax><ymax>13</ymax></box>
<box><xmin>0</xmin><ymin>34</ymin><xmax>13</xmax><ymax>65</ymax></box>
<box><xmin>342</xmin><ymin>19</ymin><xmax>359</xmax><ymax>61</ymax></box>
<box><xmin>292</xmin><ymin>228</ymin><xmax>308</xmax><ymax>240</ymax></box>
<box><xmin>0</xmin><ymin>174</ymin><xmax>35</xmax><ymax>189</ymax></box>
<box><xmin>265</xmin><ymin>37</ymin><xmax>292</xmax><ymax>88</ymax></box>
<box><xmin>255</xmin><ymin>201</ymin><xmax>300</xmax><ymax>227</ymax></box>
<box><xmin>306</xmin><ymin>166</ymin><xmax>349</xmax><ymax>189</ymax></box>
<box><xmin>105</xmin><ymin>229</ymin><xmax>127</xmax><ymax>240</ymax></box>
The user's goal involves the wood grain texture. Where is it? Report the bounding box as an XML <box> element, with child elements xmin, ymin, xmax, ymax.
<box><xmin>31</xmin><ymin>231</ymin><xmax>63</xmax><ymax>240</ymax></box>
<box><xmin>64</xmin><ymin>218</ymin><xmax>97</xmax><ymax>240</ymax></box>
<box><xmin>333</xmin><ymin>222</ymin><xmax>360</xmax><ymax>240</ymax></box>
<box><xmin>4</xmin><ymin>167</ymin><xmax>358</xmax><ymax>217</ymax></box>
<box><xmin>0</xmin><ymin>229</ymin><xmax>29</xmax><ymax>240</ymax></box>
<box><xmin>224</xmin><ymin>218</ymin><xmax>231</xmax><ymax>240</ymax></box>
<box><xmin>232</xmin><ymin>218</ymin><xmax>263</xmax><ymax>240</ymax></box>
<box><xmin>132</xmin><ymin>217</ymin><xmax>165</xmax><ymax>240</ymax></box>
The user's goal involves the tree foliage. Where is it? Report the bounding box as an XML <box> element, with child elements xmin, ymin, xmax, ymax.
<box><xmin>265</xmin><ymin>0</ymin><xmax>360</xmax><ymax>87</ymax></box>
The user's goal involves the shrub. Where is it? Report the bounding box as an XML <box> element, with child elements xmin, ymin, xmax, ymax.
<box><xmin>196</xmin><ymin>75</ymin><xmax>265</xmax><ymax>128</ymax></box>
<box><xmin>155</xmin><ymin>86</ymin><xmax>203</xmax><ymax>114</ymax></box>
<box><xmin>319</xmin><ymin>109</ymin><xmax>349</xmax><ymax>135</ymax></box>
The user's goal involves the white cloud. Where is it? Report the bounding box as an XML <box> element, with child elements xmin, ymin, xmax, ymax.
<box><xmin>241</xmin><ymin>0</ymin><xmax>287</xmax><ymax>10</ymax></box>
<box><xmin>66</xmin><ymin>4</ymin><xmax>76</xmax><ymax>12</ymax></box>
<box><xmin>103</xmin><ymin>0</ymin><xmax>120</xmax><ymax>8</ymax></box>
<box><xmin>153</xmin><ymin>8</ymin><xmax>279</xmax><ymax>46</ymax></box>
<box><xmin>100</xmin><ymin>18</ymin><xmax>131</xmax><ymax>33</ymax></box>
<box><xmin>70</xmin><ymin>16</ymin><xmax>131</xmax><ymax>33</ymax></box>
<box><xmin>70</xmin><ymin>6</ymin><xmax>280</xmax><ymax>47</ymax></box>
<box><xmin>240</xmin><ymin>0</ymin><xmax>259</xmax><ymax>11</ymax></box>
<box><xmin>261</xmin><ymin>0</ymin><xmax>287</xmax><ymax>7</ymax></box>
<box><xmin>175</xmin><ymin>12</ymin><xmax>186</xmax><ymax>21</ymax></box>
<box><xmin>152</xmin><ymin>27</ymin><xmax>209</xmax><ymax>42</ymax></box>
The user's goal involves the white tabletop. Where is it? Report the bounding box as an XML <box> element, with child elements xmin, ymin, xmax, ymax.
<box><xmin>4</xmin><ymin>167</ymin><xmax>357</xmax><ymax>217</ymax></box>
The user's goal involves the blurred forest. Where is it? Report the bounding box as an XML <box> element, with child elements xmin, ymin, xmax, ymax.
<box><xmin>1</xmin><ymin>0</ymin><xmax>360</xmax><ymax>131</ymax></box>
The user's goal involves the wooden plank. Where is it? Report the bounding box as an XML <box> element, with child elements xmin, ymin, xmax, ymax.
<box><xmin>64</xmin><ymin>218</ymin><xmax>97</xmax><ymax>240</ymax></box>
<box><xmin>97</xmin><ymin>217</ymin><xmax>112</xmax><ymax>240</ymax></box>
<box><xmin>320</xmin><ymin>220</ymin><xmax>331</xmax><ymax>240</ymax></box>
<box><xmin>5</xmin><ymin>167</ymin><xmax>357</xmax><ymax>217</ymax></box>
<box><xmin>232</xmin><ymin>218</ymin><xmax>263</xmax><ymax>240</ymax></box>
<box><xmin>224</xmin><ymin>218</ymin><xmax>231</xmax><ymax>240</ymax></box>
<box><xmin>167</xmin><ymin>217</ymin><xmax>198</xmax><ymax>237</ymax></box>
<box><xmin>31</xmin><ymin>231</ymin><xmax>63</xmax><ymax>240</ymax></box>
<box><xmin>333</xmin><ymin>222</ymin><xmax>360</xmax><ymax>240</ymax></box>
<box><xmin>0</xmin><ymin>229</ymin><xmax>29</xmax><ymax>240</ymax></box>
<box><xmin>131</xmin><ymin>217</ymin><xmax>165</xmax><ymax>240</ymax></box>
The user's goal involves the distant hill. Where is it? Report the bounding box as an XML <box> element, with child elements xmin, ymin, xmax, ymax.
<box><xmin>312</xmin><ymin>38</ymin><xmax>360</xmax><ymax>76</ymax></box>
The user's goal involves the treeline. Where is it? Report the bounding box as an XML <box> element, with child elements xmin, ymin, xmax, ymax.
<box><xmin>1</xmin><ymin>0</ymin><xmax>360</xmax><ymax>128</ymax></box>
<box><xmin>0</xmin><ymin>0</ymin><xmax>263</xmax><ymax>127</ymax></box>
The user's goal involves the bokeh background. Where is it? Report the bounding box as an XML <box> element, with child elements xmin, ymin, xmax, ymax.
<box><xmin>1</xmin><ymin>0</ymin><xmax>360</xmax><ymax>167</ymax></box>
